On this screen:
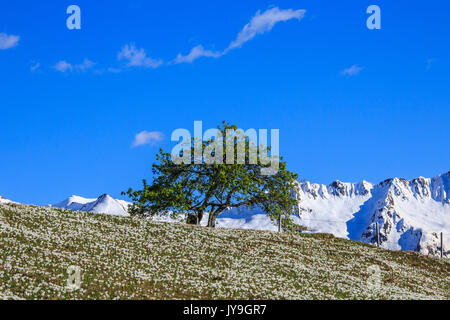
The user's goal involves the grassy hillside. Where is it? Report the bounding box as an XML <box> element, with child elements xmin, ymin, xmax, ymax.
<box><xmin>0</xmin><ymin>203</ymin><xmax>448</xmax><ymax>300</ymax></box>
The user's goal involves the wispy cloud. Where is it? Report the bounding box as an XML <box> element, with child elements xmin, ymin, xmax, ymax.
<box><xmin>30</xmin><ymin>62</ymin><xmax>41</xmax><ymax>72</ymax></box>
<box><xmin>107</xmin><ymin>67</ymin><xmax>122</xmax><ymax>73</ymax></box>
<box><xmin>174</xmin><ymin>7</ymin><xmax>306</xmax><ymax>64</ymax></box>
<box><xmin>342</xmin><ymin>64</ymin><xmax>363</xmax><ymax>76</ymax></box>
<box><xmin>174</xmin><ymin>45</ymin><xmax>222</xmax><ymax>64</ymax></box>
<box><xmin>0</xmin><ymin>33</ymin><xmax>20</xmax><ymax>50</ymax></box>
<box><xmin>132</xmin><ymin>131</ymin><xmax>164</xmax><ymax>147</ymax></box>
<box><xmin>75</xmin><ymin>58</ymin><xmax>95</xmax><ymax>71</ymax></box>
<box><xmin>225</xmin><ymin>7</ymin><xmax>306</xmax><ymax>52</ymax></box>
<box><xmin>118</xmin><ymin>44</ymin><xmax>163</xmax><ymax>69</ymax></box>
<box><xmin>53</xmin><ymin>59</ymin><xmax>95</xmax><ymax>73</ymax></box>
<box><xmin>110</xmin><ymin>7</ymin><xmax>305</xmax><ymax>69</ymax></box>
<box><xmin>53</xmin><ymin>60</ymin><xmax>73</xmax><ymax>73</ymax></box>
<box><xmin>426</xmin><ymin>58</ymin><xmax>436</xmax><ymax>71</ymax></box>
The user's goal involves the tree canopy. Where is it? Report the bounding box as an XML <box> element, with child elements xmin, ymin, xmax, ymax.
<box><xmin>123</xmin><ymin>122</ymin><xmax>299</xmax><ymax>228</ymax></box>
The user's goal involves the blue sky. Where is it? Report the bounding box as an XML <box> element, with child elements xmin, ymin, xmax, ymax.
<box><xmin>0</xmin><ymin>0</ymin><xmax>449</xmax><ymax>205</ymax></box>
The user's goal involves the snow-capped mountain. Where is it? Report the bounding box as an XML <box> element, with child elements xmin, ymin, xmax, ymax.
<box><xmin>50</xmin><ymin>171</ymin><xmax>449</xmax><ymax>257</ymax></box>
<box><xmin>0</xmin><ymin>195</ymin><xmax>17</xmax><ymax>204</ymax></box>
<box><xmin>53</xmin><ymin>194</ymin><xmax>130</xmax><ymax>216</ymax></box>
<box><xmin>293</xmin><ymin>171</ymin><xmax>450</xmax><ymax>257</ymax></box>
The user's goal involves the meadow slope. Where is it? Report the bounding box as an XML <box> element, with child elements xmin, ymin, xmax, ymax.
<box><xmin>0</xmin><ymin>203</ymin><xmax>448</xmax><ymax>300</ymax></box>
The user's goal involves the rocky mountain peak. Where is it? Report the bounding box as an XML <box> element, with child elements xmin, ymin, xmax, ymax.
<box><xmin>294</xmin><ymin>171</ymin><xmax>449</xmax><ymax>258</ymax></box>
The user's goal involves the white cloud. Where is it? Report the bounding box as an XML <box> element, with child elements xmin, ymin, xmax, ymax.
<box><xmin>342</xmin><ymin>64</ymin><xmax>363</xmax><ymax>76</ymax></box>
<box><xmin>132</xmin><ymin>131</ymin><xmax>164</xmax><ymax>147</ymax></box>
<box><xmin>107</xmin><ymin>67</ymin><xmax>122</xmax><ymax>73</ymax></box>
<box><xmin>118</xmin><ymin>44</ymin><xmax>163</xmax><ymax>68</ymax></box>
<box><xmin>0</xmin><ymin>33</ymin><xmax>20</xmax><ymax>50</ymax></box>
<box><xmin>30</xmin><ymin>62</ymin><xmax>40</xmax><ymax>72</ymax></box>
<box><xmin>225</xmin><ymin>7</ymin><xmax>306</xmax><ymax>52</ymax></box>
<box><xmin>174</xmin><ymin>45</ymin><xmax>222</xmax><ymax>64</ymax></box>
<box><xmin>75</xmin><ymin>58</ymin><xmax>95</xmax><ymax>71</ymax></box>
<box><xmin>53</xmin><ymin>59</ymin><xmax>95</xmax><ymax>73</ymax></box>
<box><xmin>53</xmin><ymin>60</ymin><xmax>73</xmax><ymax>72</ymax></box>
<box><xmin>173</xmin><ymin>7</ymin><xmax>306</xmax><ymax>64</ymax></box>
<box><xmin>426</xmin><ymin>58</ymin><xmax>436</xmax><ymax>70</ymax></box>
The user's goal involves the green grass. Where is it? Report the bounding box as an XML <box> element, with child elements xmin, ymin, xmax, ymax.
<box><xmin>0</xmin><ymin>203</ymin><xmax>449</xmax><ymax>300</ymax></box>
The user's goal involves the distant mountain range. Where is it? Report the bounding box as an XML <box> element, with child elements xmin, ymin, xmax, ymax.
<box><xmin>293</xmin><ymin>171</ymin><xmax>449</xmax><ymax>257</ymax></box>
<box><xmin>52</xmin><ymin>194</ymin><xmax>130</xmax><ymax>216</ymax></box>
<box><xmin>2</xmin><ymin>171</ymin><xmax>448</xmax><ymax>257</ymax></box>
<box><xmin>0</xmin><ymin>195</ymin><xmax>17</xmax><ymax>205</ymax></box>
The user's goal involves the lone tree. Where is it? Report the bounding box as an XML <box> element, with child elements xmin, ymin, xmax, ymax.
<box><xmin>123</xmin><ymin>122</ymin><xmax>299</xmax><ymax>228</ymax></box>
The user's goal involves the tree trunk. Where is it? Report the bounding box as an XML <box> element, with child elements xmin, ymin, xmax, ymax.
<box><xmin>207</xmin><ymin>213</ymin><xmax>217</xmax><ymax>228</ymax></box>
<box><xmin>186</xmin><ymin>212</ymin><xmax>198</xmax><ymax>225</ymax></box>
<box><xmin>197</xmin><ymin>211</ymin><xmax>203</xmax><ymax>225</ymax></box>
<box><xmin>187</xmin><ymin>211</ymin><xmax>203</xmax><ymax>225</ymax></box>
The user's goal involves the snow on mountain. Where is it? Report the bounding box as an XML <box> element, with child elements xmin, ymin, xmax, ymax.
<box><xmin>53</xmin><ymin>194</ymin><xmax>130</xmax><ymax>216</ymax></box>
<box><xmin>53</xmin><ymin>195</ymin><xmax>97</xmax><ymax>211</ymax></box>
<box><xmin>208</xmin><ymin>171</ymin><xmax>450</xmax><ymax>257</ymax></box>
<box><xmin>292</xmin><ymin>180</ymin><xmax>374</xmax><ymax>238</ymax></box>
<box><xmin>53</xmin><ymin>194</ymin><xmax>276</xmax><ymax>230</ymax></box>
<box><xmin>52</xmin><ymin>171</ymin><xmax>449</xmax><ymax>257</ymax></box>
<box><xmin>293</xmin><ymin>172</ymin><xmax>450</xmax><ymax>257</ymax></box>
<box><xmin>215</xmin><ymin>206</ymin><xmax>278</xmax><ymax>231</ymax></box>
<box><xmin>357</xmin><ymin>175</ymin><xmax>450</xmax><ymax>256</ymax></box>
<box><xmin>0</xmin><ymin>195</ymin><xmax>17</xmax><ymax>205</ymax></box>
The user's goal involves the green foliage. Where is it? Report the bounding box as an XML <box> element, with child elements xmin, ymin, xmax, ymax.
<box><xmin>123</xmin><ymin>121</ymin><xmax>299</xmax><ymax>228</ymax></box>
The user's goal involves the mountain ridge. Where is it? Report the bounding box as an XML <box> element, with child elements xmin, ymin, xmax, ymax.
<box><xmin>294</xmin><ymin>171</ymin><xmax>450</xmax><ymax>257</ymax></box>
<box><xmin>53</xmin><ymin>194</ymin><xmax>129</xmax><ymax>216</ymax></box>
<box><xmin>4</xmin><ymin>171</ymin><xmax>448</xmax><ymax>257</ymax></box>
<box><xmin>0</xmin><ymin>196</ymin><xmax>16</xmax><ymax>205</ymax></box>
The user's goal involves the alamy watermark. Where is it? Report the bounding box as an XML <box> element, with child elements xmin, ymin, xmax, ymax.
<box><xmin>66</xmin><ymin>265</ymin><xmax>81</xmax><ymax>290</ymax></box>
<box><xmin>366</xmin><ymin>265</ymin><xmax>382</xmax><ymax>293</ymax></box>
<box><xmin>65</xmin><ymin>5</ymin><xmax>380</xmax><ymax>31</ymax></box>
<box><xmin>170</xmin><ymin>121</ymin><xmax>279</xmax><ymax>175</ymax></box>
<box><xmin>66</xmin><ymin>5</ymin><xmax>81</xmax><ymax>30</ymax></box>
<box><xmin>366</xmin><ymin>5</ymin><xmax>381</xmax><ymax>30</ymax></box>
